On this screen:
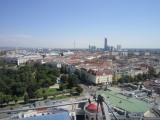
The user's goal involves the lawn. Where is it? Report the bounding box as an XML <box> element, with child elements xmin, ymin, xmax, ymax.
<box><xmin>50</xmin><ymin>95</ymin><xmax>71</xmax><ymax>100</ymax></box>
<box><xmin>37</xmin><ymin>87</ymin><xmax>76</xmax><ymax>96</ymax></box>
<box><xmin>37</xmin><ymin>88</ymin><xmax>61</xmax><ymax>96</ymax></box>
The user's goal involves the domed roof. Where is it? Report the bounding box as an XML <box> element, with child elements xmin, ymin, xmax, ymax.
<box><xmin>86</xmin><ymin>103</ymin><xmax>101</xmax><ymax>113</ymax></box>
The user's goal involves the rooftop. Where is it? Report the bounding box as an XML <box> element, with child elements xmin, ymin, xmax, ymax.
<box><xmin>96</xmin><ymin>90</ymin><xmax>150</xmax><ymax>113</ymax></box>
<box><xmin>85</xmin><ymin>103</ymin><xmax>101</xmax><ymax>113</ymax></box>
<box><xmin>17</xmin><ymin>112</ymin><xmax>71</xmax><ymax>120</ymax></box>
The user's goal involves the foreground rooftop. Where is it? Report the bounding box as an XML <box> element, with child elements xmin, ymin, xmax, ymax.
<box><xmin>96</xmin><ymin>90</ymin><xmax>150</xmax><ymax>114</ymax></box>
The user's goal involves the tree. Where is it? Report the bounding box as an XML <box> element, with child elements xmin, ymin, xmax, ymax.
<box><xmin>76</xmin><ymin>86</ymin><xmax>83</xmax><ymax>94</ymax></box>
<box><xmin>4</xmin><ymin>95</ymin><xmax>12</xmax><ymax>105</ymax></box>
<box><xmin>70</xmin><ymin>90</ymin><xmax>73</xmax><ymax>95</ymax></box>
<box><xmin>75</xmin><ymin>69</ymin><xmax>81</xmax><ymax>79</ymax></box>
<box><xmin>13</xmin><ymin>95</ymin><xmax>18</xmax><ymax>104</ymax></box>
<box><xmin>26</xmin><ymin>83</ymin><xmax>37</xmax><ymax>99</ymax></box>
<box><xmin>124</xmin><ymin>76</ymin><xmax>129</xmax><ymax>83</ymax></box>
<box><xmin>11</xmin><ymin>82</ymin><xmax>26</xmax><ymax>97</ymax></box>
<box><xmin>60</xmin><ymin>66</ymin><xmax>68</xmax><ymax>74</ymax></box>
<box><xmin>137</xmin><ymin>74</ymin><xmax>143</xmax><ymax>81</ymax></box>
<box><xmin>0</xmin><ymin>80</ymin><xmax>10</xmax><ymax>94</ymax></box>
<box><xmin>68</xmin><ymin>74</ymin><xmax>78</xmax><ymax>88</ymax></box>
<box><xmin>113</xmin><ymin>73</ymin><xmax>117</xmax><ymax>82</ymax></box>
<box><xmin>0</xmin><ymin>60</ymin><xmax>6</xmax><ymax>67</ymax></box>
<box><xmin>49</xmin><ymin>75</ymin><xmax>57</xmax><ymax>85</ymax></box>
<box><xmin>41</xmin><ymin>78</ymin><xmax>52</xmax><ymax>87</ymax></box>
<box><xmin>0</xmin><ymin>92</ymin><xmax>4</xmax><ymax>106</ymax></box>
<box><xmin>34</xmin><ymin>90</ymin><xmax>42</xmax><ymax>100</ymax></box>
<box><xmin>81</xmin><ymin>72</ymin><xmax>88</xmax><ymax>82</ymax></box>
<box><xmin>52</xmin><ymin>68</ymin><xmax>60</xmax><ymax>77</ymax></box>
<box><xmin>59</xmin><ymin>83</ymin><xmax>66</xmax><ymax>91</ymax></box>
<box><xmin>118</xmin><ymin>78</ymin><xmax>124</xmax><ymax>83</ymax></box>
<box><xmin>148</xmin><ymin>67</ymin><xmax>156</xmax><ymax>78</ymax></box>
<box><xmin>142</xmin><ymin>73</ymin><xmax>149</xmax><ymax>81</ymax></box>
<box><xmin>112</xmin><ymin>80</ymin><xmax>117</xmax><ymax>85</ymax></box>
<box><xmin>134</xmin><ymin>76</ymin><xmax>139</xmax><ymax>82</ymax></box>
<box><xmin>24</xmin><ymin>92</ymin><xmax>29</xmax><ymax>104</ymax></box>
<box><xmin>60</xmin><ymin>75</ymin><xmax>68</xmax><ymax>84</ymax></box>
<box><xmin>130</xmin><ymin>76</ymin><xmax>134</xmax><ymax>82</ymax></box>
<box><xmin>43</xmin><ymin>95</ymin><xmax>47</xmax><ymax>100</ymax></box>
<box><xmin>42</xmin><ymin>88</ymin><xmax>46</xmax><ymax>94</ymax></box>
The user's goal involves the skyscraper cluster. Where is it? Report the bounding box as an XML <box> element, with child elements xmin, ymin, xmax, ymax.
<box><xmin>104</xmin><ymin>38</ymin><xmax>122</xmax><ymax>52</ymax></box>
<box><xmin>89</xmin><ymin>45</ymin><xmax>96</xmax><ymax>51</ymax></box>
<box><xmin>88</xmin><ymin>37</ymin><xmax>122</xmax><ymax>52</ymax></box>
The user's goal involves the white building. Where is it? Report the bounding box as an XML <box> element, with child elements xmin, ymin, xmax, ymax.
<box><xmin>87</xmin><ymin>69</ymin><xmax>112</xmax><ymax>84</ymax></box>
<box><xmin>52</xmin><ymin>61</ymin><xmax>62</xmax><ymax>68</ymax></box>
<box><xmin>110</xmin><ymin>52</ymin><xmax>119</xmax><ymax>56</ymax></box>
<box><xmin>145</xmin><ymin>52</ymin><xmax>150</xmax><ymax>56</ymax></box>
<box><xmin>0</xmin><ymin>54</ymin><xmax>43</xmax><ymax>65</ymax></box>
<box><xmin>131</xmin><ymin>68</ymin><xmax>143</xmax><ymax>77</ymax></box>
<box><xmin>120</xmin><ymin>52</ymin><xmax>128</xmax><ymax>56</ymax></box>
<box><xmin>134</xmin><ymin>52</ymin><xmax>140</xmax><ymax>56</ymax></box>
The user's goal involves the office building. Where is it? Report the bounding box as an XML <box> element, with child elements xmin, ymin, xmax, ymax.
<box><xmin>104</xmin><ymin>38</ymin><xmax>108</xmax><ymax>51</ymax></box>
<box><xmin>117</xmin><ymin>44</ymin><xmax>121</xmax><ymax>51</ymax></box>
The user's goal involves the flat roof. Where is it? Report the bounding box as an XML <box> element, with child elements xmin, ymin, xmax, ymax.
<box><xmin>18</xmin><ymin>112</ymin><xmax>71</xmax><ymax>120</ymax></box>
<box><xmin>96</xmin><ymin>90</ymin><xmax>150</xmax><ymax>113</ymax></box>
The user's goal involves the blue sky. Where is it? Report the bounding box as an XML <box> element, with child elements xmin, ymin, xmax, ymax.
<box><xmin>0</xmin><ymin>0</ymin><xmax>160</xmax><ymax>48</ymax></box>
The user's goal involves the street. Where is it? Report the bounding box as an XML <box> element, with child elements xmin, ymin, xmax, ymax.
<box><xmin>80</xmin><ymin>84</ymin><xmax>98</xmax><ymax>99</ymax></box>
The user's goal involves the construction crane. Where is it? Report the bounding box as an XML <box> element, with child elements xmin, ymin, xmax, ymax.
<box><xmin>95</xmin><ymin>94</ymin><xmax>118</xmax><ymax>120</ymax></box>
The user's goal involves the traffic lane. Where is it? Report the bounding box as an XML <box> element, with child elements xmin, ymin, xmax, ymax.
<box><xmin>80</xmin><ymin>84</ymin><xmax>97</xmax><ymax>96</ymax></box>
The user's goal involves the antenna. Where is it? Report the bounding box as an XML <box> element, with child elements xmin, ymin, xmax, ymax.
<box><xmin>74</xmin><ymin>41</ymin><xmax>75</xmax><ymax>49</ymax></box>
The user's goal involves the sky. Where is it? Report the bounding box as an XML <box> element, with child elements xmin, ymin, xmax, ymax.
<box><xmin>0</xmin><ymin>0</ymin><xmax>160</xmax><ymax>49</ymax></box>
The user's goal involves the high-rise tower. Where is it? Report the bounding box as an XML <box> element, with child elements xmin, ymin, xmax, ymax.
<box><xmin>117</xmin><ymin>44</ymin><xmax>121</xmax><ymax>51</ymax></box>
<box><xmin>104</xmin><ymin>38</ymin><xmax>108</xmax><ymax>51</ymax></box>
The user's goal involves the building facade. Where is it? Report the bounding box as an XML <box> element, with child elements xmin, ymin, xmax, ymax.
<box><xmin>104</xmin><ymin>38</ymin><xmax>108</xmax><ymax>51</ymax></box>
<box><xmin>87</xmin><ymin>69</ymin><xmax>112</xmax><ymax>84</ymax></box>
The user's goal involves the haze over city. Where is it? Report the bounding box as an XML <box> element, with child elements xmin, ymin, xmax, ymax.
<box><xmin>1</xmin><ymin>1</ymin><xmax>160</xmax><ymax>120</ymax></box>
<box><xmin>0</xmin><ymin>0</ymin><xmax>160</xmax><ymax>48</ymax></box>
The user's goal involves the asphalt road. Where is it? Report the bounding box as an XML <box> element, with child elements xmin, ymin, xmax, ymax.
<box><xmin>80</xmin><ymin>84</ymin><xmax>98</xmax><ymax>99</ymax></box>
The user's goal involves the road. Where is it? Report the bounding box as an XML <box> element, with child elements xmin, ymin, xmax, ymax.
<box><xmin>80</xmin><ymin>84</ymin><xmax>98</xmax><ymax>100</ymax></box>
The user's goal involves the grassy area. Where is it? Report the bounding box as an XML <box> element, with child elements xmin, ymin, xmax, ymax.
<box><xmin>2</xmin><ymin>87</ymin><xmax>77</xmax><ymax>108</ymax></box>
<box><xmin>50</xmin><ymin>95</ymin><xmax>71</xmax><ymax>100</ymax></box>
<box><xmin>37</xmin><ymin>88</ymin><xmax>61</xmax><ymax>96</ymax></box>
<box><xmin>0</xmin><ymin>103</ymin><xmax>24</xmax><ymax>109</ymax></box>
<box><xmin>11</xmin><ymin>103</ymin><xmax>23</xmax><ymax>107</ymax></box>
<box><xmin>36</xmin><ymin>87</ymin><xmax>76</xmax><ymax>96</ymax></box>
<box><xmin>1</xmin><ymin>87</ymin><xmax>78</xmax><ymax>109</ymax></box>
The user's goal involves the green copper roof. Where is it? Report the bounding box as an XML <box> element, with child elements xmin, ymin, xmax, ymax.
<box><xmin>96</xmin><ymin>90</ymin><xmax>150</xmax><ymax>113</ymax></box>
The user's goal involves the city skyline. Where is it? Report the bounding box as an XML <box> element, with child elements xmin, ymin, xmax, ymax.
<box><xmin>0</xmin><ymin>0</ymin><xmax>160</xmax><ymax>48</ymax></box>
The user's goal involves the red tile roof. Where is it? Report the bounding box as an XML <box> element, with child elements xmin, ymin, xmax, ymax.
<box><xmin>88</xmin><ymin>69</ymin><xmax>112</xmax><ymax>76</ymax></box>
